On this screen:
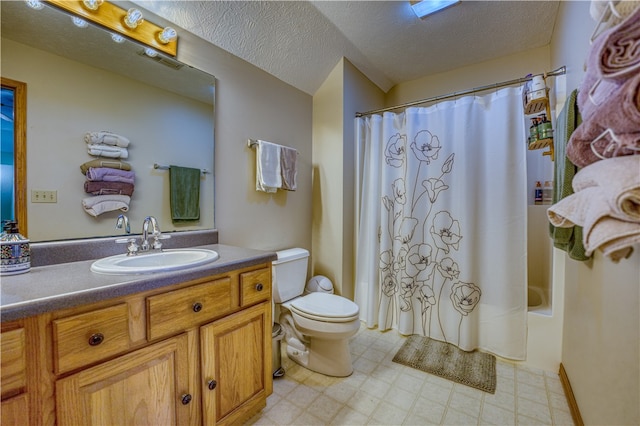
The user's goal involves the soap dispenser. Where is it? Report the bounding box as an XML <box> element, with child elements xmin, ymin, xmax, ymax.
<box><xmin>0</xmin><ymin>220</ymin><xmax>30</xmax><ymax>275</ymax></box>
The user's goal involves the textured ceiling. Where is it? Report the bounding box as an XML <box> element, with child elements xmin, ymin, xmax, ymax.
<box><xmin>137</xmin><ymin>1</ymin><xmax>560</xmax><ymax>95</ymax></box>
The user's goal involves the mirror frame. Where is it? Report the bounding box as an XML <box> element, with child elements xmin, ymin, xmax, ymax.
<box><xmin>1</xmin><ymin>77</ymin><xmax>27</xmax><ymax>237</ymax></box>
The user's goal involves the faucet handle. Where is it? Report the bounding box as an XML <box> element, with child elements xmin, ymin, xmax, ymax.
<box><xmin>152</xmin><ymin>233</ymin><xmax>171</xmax><ymax>250</ymax></box>
<box><xmin>116</xmin><ymin>237</ymin><xmax>139</xmax><ymax>256</ymax></box>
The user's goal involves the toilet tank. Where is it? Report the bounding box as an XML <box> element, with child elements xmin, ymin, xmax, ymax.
<box><xmin>272</xmin><ymin>248</ymin><xmax>309</xmax><ymax>303</ymax></box>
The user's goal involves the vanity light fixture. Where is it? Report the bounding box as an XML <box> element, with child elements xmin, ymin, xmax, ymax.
<box><xmin>72</xmin><ymin>16</ymin><xmax>89</xmax><ymax>28</ymax></box>
<box><xmin>81</xmin><ymin>0</ymin><xmax>103</xmax><ymax>11</ymax></box>
<box><xmin>45</xmin><ymin>0</ymin><xmax>178</xmax><ymax>56</ymax></box>
<box><xmin>123</xmin><ymin>8</ymin><xmax>144</xmax><ymax>29</ymax></box>
<box><xmin>410</xmin><ymin>0</ymin><xmax>460</xmax><ymax>19</ymax></box>
<box><xmin>24</xmin><ymin>0</ymin><xmax>45</xmax><ymax>10</ymax></box>
<box><xmin>158</xmin><ymin>27</ymin><xmax>177</xmax><ymax>44</ymax></box>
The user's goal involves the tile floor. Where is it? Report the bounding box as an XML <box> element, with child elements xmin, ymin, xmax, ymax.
<box><xmin>247</xmin><ymin>325</ymin><xmax>574</xmax><ymax>425</ymax></box>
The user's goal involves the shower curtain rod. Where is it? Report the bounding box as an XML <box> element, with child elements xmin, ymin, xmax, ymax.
<box><xmin>355</xmin><ymin>66</ymin><xmax>566</xmax><ymax>118</ymax></box>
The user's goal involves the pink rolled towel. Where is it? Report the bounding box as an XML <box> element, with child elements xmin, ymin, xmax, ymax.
<box><xmin>567</xmin><ymin>72</ymin><xmax>640</xmax><ymax>167</ymax></box>
<box><xmin>596</xmin><ymin>5</ymin><xmax>640</xmax><ymax>82</ymax></box>
<box><xmin>86</xmin><ymin>167</ymin><xmax>135</xmax><ymax>184</ymax></box>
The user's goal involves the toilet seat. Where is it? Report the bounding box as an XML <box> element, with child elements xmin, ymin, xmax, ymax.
<box><xmin>287</xmin><ymin>293</ymin><xmax>359</xmax><ymax>323</ymax></box>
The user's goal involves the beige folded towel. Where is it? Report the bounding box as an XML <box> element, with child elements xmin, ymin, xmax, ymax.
<box><xmin>572</xmin><ymin>155</ymin><xmax>640</xmax><ymax>221</ymax></box>
<box><xmin>547</xmin><ymin>156</ymin><xmax>640</xmax><ymax>262</ymax></box>
<box><xmin>82</xmin><ymin>194</ymin><xmax>130</xmax><ymax>217</ymax></box>
<box><xmin>84</xmin><ymin>131</ymin><xmax>130</xmax><ymax>148</ymax></box>
<box><xmin>80</xmin><ymin>159</ymin><xmax>131</xmax><ymax>175</ymax></box>
<box><xmin>87</xmin><ymin>144</ymin><xmax>129</xmax><ymax>159</ymax></box>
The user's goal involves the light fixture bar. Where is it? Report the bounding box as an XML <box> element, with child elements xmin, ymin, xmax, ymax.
<box><xmin>411</xmin><ymin>0</ymin><xmax>460</xmax><ymax>19</ymax></box>
<box><xmin>45</xmin><ymin>0</ymin><xmax>177</xmax><ymax>56</ymax></box>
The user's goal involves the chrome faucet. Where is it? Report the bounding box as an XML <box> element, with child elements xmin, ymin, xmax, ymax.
<box><xmin>141</xmin><ymin>216</ymin><xmax>170</xmax><ymax>251</ymax></box>
<box><xmin>115</xmin><ymin>214</ymin><xmax>139</xmax><ymax>256</ymax></box>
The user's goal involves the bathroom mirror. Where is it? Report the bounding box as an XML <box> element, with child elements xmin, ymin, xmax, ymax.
<box><xmin>1</xmin><ymin>1</ymin><xmax>215</xmax><ymax>242</ymax></box>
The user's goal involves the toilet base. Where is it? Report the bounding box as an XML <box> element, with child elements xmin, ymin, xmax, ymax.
<box><xmin>286</xmin><ymin>337</ymin><xmax>353</xmax><ymax>377</ymax></box>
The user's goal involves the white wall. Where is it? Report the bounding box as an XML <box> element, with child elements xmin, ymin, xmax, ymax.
<box><xmin>176</xmin><ymin>27</ymin><xmax>314</xmax><ymax>252</ymax></box>
<box><xmin>312</xmin><ymin>58</ymin><xmax>384</xmax><ymax>298</ymax></box>
<box><xmin>550</xmin><ymin>2</ymin><xmax>640</xmax><ymax>424</ymax></box>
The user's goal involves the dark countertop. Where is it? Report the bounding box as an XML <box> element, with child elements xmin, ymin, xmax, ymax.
<box><xmin>1</xmin><ymin>243</ymin><xmax>276</xmax><ymax>322</ymax></box>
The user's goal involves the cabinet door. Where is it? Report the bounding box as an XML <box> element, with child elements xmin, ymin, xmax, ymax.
<box><xmin>1</xmin><ymin>394</ymin><xmax>28</xmax><ymax>426</ymax></box>
<box><xmin>201</xmin><ymin>302</ymin><xmax>271</xmax><ymax>426</ymax></box>
<box><xmin>56</xmin><ymin>333</ymin><xmax>200</xmax><ymax>426</ymax></box>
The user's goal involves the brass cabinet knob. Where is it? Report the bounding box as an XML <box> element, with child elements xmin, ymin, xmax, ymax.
<box><xmin>88</xmin><ymin>333</ymin><xmax>104</xmax><ymax>346</ymax></box>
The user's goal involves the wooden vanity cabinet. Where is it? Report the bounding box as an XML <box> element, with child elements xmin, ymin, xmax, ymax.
<box><xmin>1</xmin><ymin>322</ymin><xmax>29</xmax><ymax>426</ymax></box>
<box><xmin>7</xmin><ymin>262</ymin><xmax>272</xmax><ymax>426</ymax></box>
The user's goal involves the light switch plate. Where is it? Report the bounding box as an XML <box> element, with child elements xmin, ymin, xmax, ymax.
<box><xmin>31</xmin><ymin>190</ymin><xmax>57</xmax><ymax>203</ymax></box>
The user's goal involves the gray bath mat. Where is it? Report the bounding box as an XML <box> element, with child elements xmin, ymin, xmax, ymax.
<box><xmin>392</xmin><ymin>335</ymin><xmax>496</xmax><ymax>394</ymax></box>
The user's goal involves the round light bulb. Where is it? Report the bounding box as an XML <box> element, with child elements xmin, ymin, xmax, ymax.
<box><xmin>72</xmin><ymin>16</ymin><xmax>89</xmax><ymax>28</ymax></box>
<box><xmin>144</xmin><ymin>48</ymin><xmax>158</xmax><ymax>58</ymax></box>
<box><xmin>111</xmin><ymin>33</ymin><xmax>125</xmax><ymax>43</ymax></box>
<box><xmin>123</xmin><ymin>8</ymin><xmax>144</xmax><ymax>29</ymax></box>
<box><xmin>158</xmin><ymin>27</ymin><xmax>177</xmax><ymax>44</ymax></box>
<box><xmin>82</xmin><ymin>0</ymin><xmax>103</xmax><ymax>11</ymax></box>
<box><xmin>24</xmin><ymin>0</ymin><xmax>45</xmax><ymax>10</ymax></box>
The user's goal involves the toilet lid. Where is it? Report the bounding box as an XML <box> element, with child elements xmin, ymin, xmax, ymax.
<box><xmin>289</xmin><ymin>293</ymin><xmax>359</xmax><ymax>321</ymax></box>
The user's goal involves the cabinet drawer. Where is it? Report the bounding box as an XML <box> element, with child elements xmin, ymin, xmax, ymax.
<box><xmin>1</xmin><ymin>328</ymin><xmax>26</xmax><ymax>397</ymax></box>
<box><xmin>53</xmin><ymin>304</ymin><xmax>130</xmax><ymax>375</ymax></box>
<box><xmin>147</xmin><ymin>277</ymin><xmax>234</xmax><ymax>341</ymax></box>
<box><xmin>240</xmin><ymin>268</ymin><xmax>271</xmax><ymax>306</ymax></box>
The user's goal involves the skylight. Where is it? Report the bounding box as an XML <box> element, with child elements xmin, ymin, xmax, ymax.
<box><xmin>411</xmin><ymin>0</ymin><xmax>460</xmax><ymax>19</ymax></box>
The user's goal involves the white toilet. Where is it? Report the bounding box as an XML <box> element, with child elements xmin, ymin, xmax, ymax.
<box><xmin>272</xmin><ymin>248</ymin><xmax>360</xmax><ymax>377</ymax></box>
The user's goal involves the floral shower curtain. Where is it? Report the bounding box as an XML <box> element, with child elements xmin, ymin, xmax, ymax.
<box><xmin>355</xmin><ymin>87</ymin><xmax>528</xmax><ymax>359</ymax></box>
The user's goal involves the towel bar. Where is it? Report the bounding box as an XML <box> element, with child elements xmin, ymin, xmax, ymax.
<box><xmin>153</xmin><ymin>163</ymin><xmax>210</xmax><ymax>175</ymax></box>
<box><xmin>247</xmin><ymin>139</ymin><xmax>299</xmax><ymax>155</ymax></box>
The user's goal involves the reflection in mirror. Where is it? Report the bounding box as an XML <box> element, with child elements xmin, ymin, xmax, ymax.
<box><xmin>1</xmin><ymin>77</ymin><xmax>27</xmax><ymax>236</ymax></box>
<box><xmin>1</xmin><ymin>1</ymin><xmax>215</xmax><ymax>242</ymax></box>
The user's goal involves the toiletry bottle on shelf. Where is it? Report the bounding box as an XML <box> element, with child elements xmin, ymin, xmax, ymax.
<box><xmin>543</xmin><ymin>181</ymin><xmax>553</xmax><ymax>204</ymax></box>
<box><xmin>529</xmin><ymin>118</ymin><xmax>539</xmax><ymax>145</ymax></box>
<box><xmin>534</xmin><ymin>181</ymin><xmax>543</xmax><ymax>205</ymax></box>
<box><xmin>538</xmin><ymin>114</ymin><xmax>553</xmax><ymax>140</ymax></box>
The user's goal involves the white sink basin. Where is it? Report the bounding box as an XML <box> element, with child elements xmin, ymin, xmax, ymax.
<box><xmin>90</xmin><ymin>249</ymin><xmax>219</xmax><ymax>275</ymax></box>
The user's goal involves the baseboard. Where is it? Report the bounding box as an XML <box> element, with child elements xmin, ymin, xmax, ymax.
<box><xmin>559</xmin><ymin>363</ymin><xmax>584</xmax><ymax>426</ymax></box>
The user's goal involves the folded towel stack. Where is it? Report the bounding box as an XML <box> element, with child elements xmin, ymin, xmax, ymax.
<box><xmin>81</xmin><ymin>131</ymin><xmax>134</xmax><ymax>216</ymax></box>
<box><xmin>82</xmin><ymin>194</ymin><xmax>131</xmax><ymax>217</ymax></box>
<box><xmin>255</xmin><ymin>140</ymin><xmax>298</xmax><ymax>192</ymax></box>
<box><xmin>80</xmin><ymin>159</ymin><xmax>131</xmax><ymax>175</ymax></box>
<box><xmin>567</xmin><ymin>5</ymin><xmax>640</xmax><ymax>168</ymax></box>
<box><xmin>547</xmin><ymin>155</ymin><xmax>640</xmax><ymax>262</ymax></box>
<box><xmin>84</xmin><ymin>131</ymin><xmax>130</xmax><ymax>148</ymax></box>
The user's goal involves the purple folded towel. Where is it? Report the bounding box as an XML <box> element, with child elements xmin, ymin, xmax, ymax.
<box><xmin>84</xmin><ymin>181</ymin><xmax>135</xmax><ymax>196</ymax></box>
<box><xmin>568</xmin><ymin>72</ymin><xmax>640</xmax><ymax>167</ymax></box>
<box><xmin>86</xmin><ymin>167</ymin><xmax>135</xmax><ymax>184</ymax></box>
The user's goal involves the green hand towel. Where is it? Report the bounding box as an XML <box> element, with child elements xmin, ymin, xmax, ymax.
<box><xmin>548</xmin><ymin>89</ymin><xmax>590</xmax><ymax>261</ymax></box>
<box><xmin>170</xmin><ymin>165</ymin><xmax>201</xmax><ymax>223</ymax></box>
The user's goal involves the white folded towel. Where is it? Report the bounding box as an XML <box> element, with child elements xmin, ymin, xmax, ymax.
<box><xmin>256</xmin><ymin>140</ymin><xmax>281</xmax><ymax>193</ymax></box>
<box><xmin>87</xmin><ymin>144</ymin><xmax>129</xmax><ymax>159</ymax></box>
<box><xmin>82</xmin><ymin>194</ymin><xmax>130</xmax><ymax>217</ymax></box>
<box><xmin>84</xmin><ymin>131</ymin><xmax>130</xmax><ymax>148</ymax></box>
